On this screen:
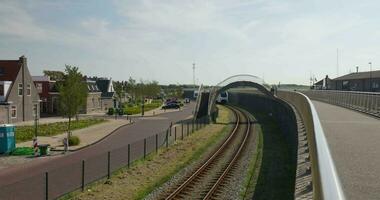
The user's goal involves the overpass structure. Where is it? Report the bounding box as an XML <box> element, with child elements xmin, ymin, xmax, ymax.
<box><xmin>195</xmin><ymin>74</ymin><xmax>345</xmax><ymax>200</ymax></box>
<box><xmin>301</xmin><ymin>90</ymin><xmax>380</xmax><ymax>200</ymax></box>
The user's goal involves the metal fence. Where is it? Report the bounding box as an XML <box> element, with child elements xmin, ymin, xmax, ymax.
<box><xmin>0</xmin><ymin>116</ymin><xmax>210</xmax><ymax>200</ymax></box>
<box><xmin>302</xmin><ymin>90</ymin><xmax>380</xmax><ymax>118</ymax></box>
<box><xmin>278</xmin><ymin>91</ymin><xmax>345</xmax><ymax>200</ymax></box>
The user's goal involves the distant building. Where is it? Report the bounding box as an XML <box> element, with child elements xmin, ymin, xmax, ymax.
<box><xmin>32</xmin><ymin>75</ymin><xmax>56</xmax><ymax>115</ymax></box>
<box><xmin>314</xmin><ymin>75</ymin><xmax>333</xmax><ymax>90</ymax></box>
<box><xmin>82</xmin><ymin>79</ymin><xmax>102</xmax><ymax>114</ymax></box>
<box><xmin>333</xmin><ymin>70</ymin><xmax>380</xmax><ymax>92</ymax></box>
<box><xmin>183</xmin><ymin>88</ymin><xmax>199</xmax><ymax>100</ymax></box>
<box><xmin>95</xmin><ymin>78</ymin><xmax>115</xmax><ymax>111</ymax></box>
<box><xmin>0</xmin><ymin>56</ymin><xmax>40</xmax><ymax>123</ymax></box>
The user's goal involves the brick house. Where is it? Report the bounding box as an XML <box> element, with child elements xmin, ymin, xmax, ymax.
<box><xmin>0</xmin><ymin>56</ymin><xmax>40</xmax><ymax>123</ymax></box>
<box><xmin>32</xmin><ymin>75</ymin><xmax>56</xmax><ymax>116</ymax></box>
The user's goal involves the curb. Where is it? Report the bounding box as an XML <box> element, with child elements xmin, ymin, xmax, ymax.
<box><xmin>51</xmin><ymin>120</ymin><xmax>135</xmax><ymax>152</ymax></box>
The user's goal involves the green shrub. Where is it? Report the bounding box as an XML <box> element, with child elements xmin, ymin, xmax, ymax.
<box><xmin>107</xmin><ymin>108</ymin><xmax>115</xmax><ymax>115</ymax></box>
<box><xmin>69</xmin><ymin>136</ymin><xmax>80</xmax><ymax>146</ymax></box>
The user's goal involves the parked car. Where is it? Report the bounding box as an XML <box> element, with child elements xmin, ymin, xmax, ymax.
<box><xmin>162</xmin><ymin>102</ymin><xmax>180</xmax><ymax>109</ymax></box>
<box><xmin>184</xmin><ymin>98</ymin><xmax>190</xmax><ymax>103</ymax></box>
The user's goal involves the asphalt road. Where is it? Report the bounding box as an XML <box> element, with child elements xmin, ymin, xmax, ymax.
<box><xmin>313</xmin><ymin>101</ymin><xmax>380</xmax><ymax>200</ymax></box>
<box><xmin>0</xmin><ymin>103</ymin><xmax>195</xmax><ymax>191</ymax></box>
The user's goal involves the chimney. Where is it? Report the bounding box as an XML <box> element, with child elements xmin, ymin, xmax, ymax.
<box><xmin>356</xmin><ymin>66</ymin><xmax>359</xmax><ymax>73</ymax></box>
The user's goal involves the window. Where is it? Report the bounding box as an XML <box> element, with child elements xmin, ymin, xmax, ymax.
<box><xmin>36</xmin><ymin>83</ymin><xmax>43</xmax><ymax>93</ymax></box>
<box><xmin>26</xmin><ymin>84</ymin><xmax>31</xmax><ymax>96</ymax></box>
<box><xmin>0</xmin><ymin>67</ymin><xmax>4</xmax><ymax>75</ymax></box>
<box><xmin>18</xmin><ymin>83</ymin><xmax>23</xmax><ymax>96</ymax></box>
<box><xmin>0</xmin><ymin>84</ymin><xmax>3</xmax><ymax>96</ymax></box>
<box><xmin>11</xmin><ymin>106</ymin><xmax>16</xmax><ymax>118</ymax></box>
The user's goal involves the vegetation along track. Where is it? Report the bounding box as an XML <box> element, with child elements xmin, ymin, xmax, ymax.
<box><xmin>162</xmin><ymin>105</ymin><xmax>251</xmax><ymax>200</ymax></box>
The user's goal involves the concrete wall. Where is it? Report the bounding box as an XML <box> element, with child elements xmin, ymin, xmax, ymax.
<box><xmin>0</xmin><ymin>106</ymin><xmax>10</xmax><ymax>124</ymax></box>
<box><xmin>228</xmin><ymin>92</ymin><xmax>298</xmax><ymax>150</ymax></box>
<box><xmin>101</xmin><ymin>98</ymin><xmax>114</xmax><ymax>111</ymax></box>
<box><xmin>82</xmin><ymin>92</ymin><xmax>102</xmax><ymax>114</ymax></box>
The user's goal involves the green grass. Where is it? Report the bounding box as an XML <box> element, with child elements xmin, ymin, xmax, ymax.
<box><xmin>10</xmin><ymin>147</ymin><xmax>34</xmax><ymax>156</ymax></box>
<box><xmin>15</xmin><ymin>118</ymin><xmax>106</xmax><ymax>143</ymax></box>
<box><xmin>240</xmin><ymin>122</ymin><xmax>263</xmax><ymax>199</ymax></box>
<box><xmin>123</xmin><ymin>101</ymin><xmax>162</xmax><ymax>115</ymax></box>
<box><xmin>60</xmin><ymin>105</ymin><xmax>233</xmax><ymax>200</ymax></box>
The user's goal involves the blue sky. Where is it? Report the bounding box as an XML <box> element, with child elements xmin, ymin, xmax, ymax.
<box><xmin>0</xmin><ymin>0</ymin><xmax>379</xmax><ymax>85</ymax></box>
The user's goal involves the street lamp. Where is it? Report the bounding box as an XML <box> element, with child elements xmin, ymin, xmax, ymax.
<box><xmin>369</xmin><ymin>62</ymin><xmax>373</xmax><ymax>92</ymax></box>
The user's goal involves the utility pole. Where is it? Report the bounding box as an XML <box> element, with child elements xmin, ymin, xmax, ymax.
<box><xmin>192</xmin><ymin>63</ymin><xmax>196</xmax><ymax>87</ymax></box>
<box><xmin>369</xmin><ymin>62</ymin><xmax>372</xmax><ymax>92</ymax></box>
<box><xmin>336</xmin><ymin>48</ymin><xmax>339</xmax><ymax>77</ymax></box>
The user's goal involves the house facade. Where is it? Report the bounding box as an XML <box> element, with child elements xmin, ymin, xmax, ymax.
<box><xmin>0</xmin><ymin>56</ymin><xmax>40</xmax><ymax>123</ymax></box>
<box><xmin>81</xmin><ymin>79</ymin><xmax>102</xmax><ymax>114</ymax></box>
<box><xmin>33</xmin><ymin>75</ymin><xmax>56</xmax><ymax>115</ymax></box>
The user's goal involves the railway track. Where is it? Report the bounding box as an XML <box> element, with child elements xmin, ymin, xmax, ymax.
<box><xmin>162</xmin><ymin>106</ymin><xmax>251</xmax><ymax>200</ymax></box>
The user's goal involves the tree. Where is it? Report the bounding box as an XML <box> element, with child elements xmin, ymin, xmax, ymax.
<box><xmin>58</xmin><ymin>65</ymin><xmax>88</xmax><ymax>139</ymax></box>
<box><xmin>43</xmin><ymin>70</ymin><xmax>65</xmax><ymax>81</ymax></box>
<box><xmin>113</xmin><ymin>81</ymin><xmax>125</xmax><ymax>104</ymax></box>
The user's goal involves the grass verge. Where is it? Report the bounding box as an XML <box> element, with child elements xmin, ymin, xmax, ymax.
<box><xmin>60</xmin><ymin>105</ymin><xmax>233</xmax><ymax>200</ymax></box>
<box><xmin>16</xmin><ymin>118</ymin><xmax>106</xmax><ymax>143</ymax></box>
<box><xmin>240</xmin><ymin>120</ymin><xmax>263</xmax><ymax>199</ymax></box>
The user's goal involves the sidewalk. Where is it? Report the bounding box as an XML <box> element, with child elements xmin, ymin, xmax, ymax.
<box><xmin>16</xmin><ymin>118</ymin><xmax>131</xmax><ymax>151</ymax></box>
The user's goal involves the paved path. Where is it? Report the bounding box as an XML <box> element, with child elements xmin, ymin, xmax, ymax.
<box><xmin>0</xmin><ymin>102</ymin><xmax>195</xmax><ymax>188</ymax></box>
<box><xmin>313</xmin><ymin>101</ymin><xmax>380</xmax><ymax>200</ymax></box>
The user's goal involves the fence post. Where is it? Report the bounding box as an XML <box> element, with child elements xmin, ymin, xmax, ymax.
<box><xmin>81</xmin><ymin>160</ymin><xmax>85</xmax><ymax>192</ymax></box>
<box><xmin>107</xmin><ymin>151</ymin><xmax>111</xmax><ymax>179</ymax></box>
<box><xmin>187</xmin><ymin>122</ymin><xmax>189</xmax><ymax>136</ymax></box>
<box><xmin>155</xmin><ymin>134</ymin><xmax>158</xmax><ymax>153</ymax></box>
<box><xmin>192</xmin><ymin>120</ymin><xmax>194</xmax><ymax>133</ymax></box>
<box><xmin>170</xmin><ymin>122</ymin><xmax>172</xmax><ymax>136</ymax></box>
<box><xmin>181</xmin><ymin>123</ymin><xmax>184</xmax><ymax>140</ymax></box>
<box><xmin>128</xmin><ymin>144</ymin><xmax>130</xmax><ymax>168</ymax></box>
<box><xmin>166</xmin><ymin>130</ymin><xmax>169</xmax><ymax>148</ymax></box>
<box><xmin>174</xmin><ymin>126</ymin><xmax>177</xmax><ymax>141</ymax></box>
<box><xmin>45</xmin><ymin>172</ymin><xmax>49</xmax><ymax>200</ymax></box>
<box><xmin>144</xmin><ymin>138</ymin><xmax>147</xmax><ymax>159</ymax></box>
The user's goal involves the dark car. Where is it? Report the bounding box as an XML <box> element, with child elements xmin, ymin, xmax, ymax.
<box><xmin>162</xmin><ymin>102</ymin><xmax>180</xmax><ymax>109</ymax></box>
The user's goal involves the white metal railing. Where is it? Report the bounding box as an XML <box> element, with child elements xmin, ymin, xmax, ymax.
<box><xmin>278</xmin><ymin>91</ymin><xmax>345</xmax><ymax>200</ymax></box>
<box><xmin>302</xmin><ymin>90</ymin><xmax>380</xmax><ymax>117</ymax></box>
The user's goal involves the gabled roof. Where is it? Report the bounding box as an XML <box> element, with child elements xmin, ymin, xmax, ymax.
<box><xmin>0</xmin><ymin>60</ymin><xmax>22</xmax><ymax>82</ymax></box>
<box><xmin>334</xmin><ymin>70</ymin><xmax>380</xmax><ymax>81</ymax></box>
<box><xmin>96</xmin><ymin>79</ymin><xmax>111</xmax><ymax>93</ymax></box>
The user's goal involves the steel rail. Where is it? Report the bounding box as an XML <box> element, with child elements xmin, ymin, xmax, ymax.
<box><xmin>203</xmin><ymin>108</ymin><xmax>251</xmax><ymax>199</ymax></box>
<box><xmin>165</xmin><ymin>106</ymin><xmax>245</xmax><ymax>200</ymax></box>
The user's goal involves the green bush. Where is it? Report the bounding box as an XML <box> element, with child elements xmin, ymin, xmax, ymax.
<box><xmin>107</xmin><ymin>108</ymin><xmax>115</xmax><ymax>115</ymax></box>
<box><xmin>69</xmin><ymin>136</ymin><xmax>80</xmax><ymax>146</ymax></box>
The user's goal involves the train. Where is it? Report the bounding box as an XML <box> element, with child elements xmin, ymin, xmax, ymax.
<box><xmin>216</xmin><ymin>91</ymin><xmax>229</xmax><ymax>104</ymax></box>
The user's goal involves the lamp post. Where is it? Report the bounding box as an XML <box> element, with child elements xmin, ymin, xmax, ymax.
<box><xmin>369</xmin><ymin>62</ymin><xmax>373</xmax><ymax>92</ymax></box>
<box><xmin>33</xmin><ymin>100</ymin><xmax>42</xmax><ymax>138</ymax></box>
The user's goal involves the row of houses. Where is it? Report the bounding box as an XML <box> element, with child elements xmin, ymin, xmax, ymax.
<box><xmin>0</xmin><ymin>56</ymin><xmax>116</xmax><ymax>123</ymax></box>
<box><xmin>314</xmin><ymin>70</ymin><xmax>380</xmax><ymax>92</ymax></box>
